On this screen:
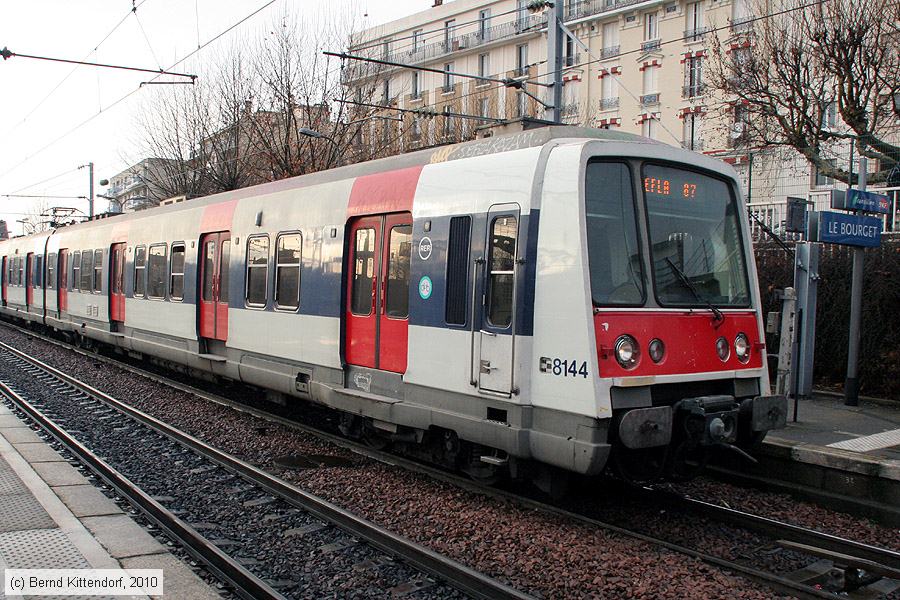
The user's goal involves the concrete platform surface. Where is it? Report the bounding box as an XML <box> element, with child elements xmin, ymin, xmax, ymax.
<box><xmin>0</xmin><ymin>405</ymin><xmax>220</xmax><ymax>600</ymax></box>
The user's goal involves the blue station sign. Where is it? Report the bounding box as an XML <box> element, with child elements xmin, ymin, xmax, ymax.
<box><xmin>818</xmin><ymin>210</ymin><xmax>882</xmax><ymax>248</ymax></box>
<box><xmin>831</xmin><ymin>189</ymin><xmax>891</xmax><ymax>214</ymax></box>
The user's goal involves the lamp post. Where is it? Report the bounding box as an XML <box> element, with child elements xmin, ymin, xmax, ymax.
<box><xmin>297</xmin><ymin>127</ymin><xmax>343</xmax><ymax>167</ymax></box>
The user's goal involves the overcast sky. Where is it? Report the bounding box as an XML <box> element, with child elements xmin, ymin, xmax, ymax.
<box><xmin>0</xmin><ymin>0</ymin><xmax>432</xmax><ymax>236</ymax></box>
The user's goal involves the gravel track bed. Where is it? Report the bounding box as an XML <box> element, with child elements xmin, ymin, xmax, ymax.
<box><xmin>0</xmin><ymin>325</ymin><xmax>838</xmax><ymax>598</ymax></box>
<box><xmin>0</xmin><ymin>353</ymin><xmax>460</xmax><ymax>600</ymax></box>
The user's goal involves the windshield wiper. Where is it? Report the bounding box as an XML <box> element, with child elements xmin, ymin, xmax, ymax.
<box><xmin>665</xmin><ymin>257</ymin><xmax>724</xmax><ymax>326</ymax></box>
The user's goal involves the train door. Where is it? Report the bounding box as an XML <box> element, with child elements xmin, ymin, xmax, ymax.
<box><xmin>198</xmin><ymin>232</ymin><xmax>230</xmax><ymax>342</ymax></box>
<box><xmin>58</xmin><ymin>250</ymin><xmax>68</xmax><ymax>314</ymax></box>
<box><xmin>477</xmin><ymin>206</ymin><xmax>520</xmax><ymax>395</ymax></box>
<box><xmin>25</xmin><ymin>253</ymin><xmax>34</xmax><ymax>308</ymax></box>
<box><xmin>1</xmin><ymin>256</ymin><xmax>6</xmax><ymax>306</ymax></box>
<box><xmin>109</xmin><ymin>243</ymin><xmax>126</xmax><ymax>326</ymax></box>
<box><xmin>345</xmin><ymin>212</ymin><xmax>412</xmax><ymax>373</ymax></box>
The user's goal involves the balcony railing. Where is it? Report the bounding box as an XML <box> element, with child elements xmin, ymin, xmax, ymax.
<box><xmin>641</xmin><ymin>39</ymin><xmax>661</xmax><ymax>52</ymax></box>
<box><xmin>565</xmin><ymin>0</ymin><xmax>650</xmax><ymax>21</ymax></box>
<box><xmin>600</xmin><ymin>45</ymin><xmax>620</xmax><ymax>59</ymax></box>
<box><xmin>682</xmin><ymin>83</ymin><xmax>706</xmax><ymax>98</ymax></box>
<box><xmin>683</xmin><ymin>26</ymin><xmax>710</xmax><ymax>42</ymax></box>
<box><xmin>564</xmin><ymin>53</ymin><xmax>581</xmax><ymax>67</ymax></box>
<box><xmin>640</xmin><ymin>93</ymin><xmax>660</xmax><ymax>106</ymax></box>
<box><xmin>599</xmin><ymin>97</ymin><xmax>619</xmax><ymax>110</ymax></box>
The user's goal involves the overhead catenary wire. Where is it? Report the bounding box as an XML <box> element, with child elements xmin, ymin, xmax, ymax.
<box><xmin>0</xmin><ymin>48</ymin><xmax>196</xmax><ymax>80</ymax></box>
<box><xmin>9</xmin><ymin>166</ymin><xmax>81</xmax><ymax>196</ymax></box>
<box><xmin>0</xmin><ymin>0</ymin><xmax>281</xmax><ymax>184</ymax></box>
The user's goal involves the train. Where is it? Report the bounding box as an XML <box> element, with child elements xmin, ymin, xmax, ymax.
<box><xmin>0</xmin><ymin>127</ymin><xmax>786</xmax><ymax>489</ymax></box>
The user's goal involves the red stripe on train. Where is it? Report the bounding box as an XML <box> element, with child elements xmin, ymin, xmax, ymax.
<box><xmin>347</xmin><ymin>166</ymin><xmax>423</xmax><ymax>217</ymax></box>
<box><xmin>594</xmin><ymin>311</ymin><xmax>763</xmax><ymax>377</ymax></box>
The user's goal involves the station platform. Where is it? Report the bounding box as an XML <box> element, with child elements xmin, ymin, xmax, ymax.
<box><xmin>725</xmin><ymin>392</ymin><xmax>900</xmax><ymax>524</ymax></box>
<box><xmin>0</xmin><ymin>403</ymin><xmax>220</xmax><ymax>599</ymax></box>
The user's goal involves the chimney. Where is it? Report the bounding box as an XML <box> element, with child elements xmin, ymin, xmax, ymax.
<box><xmin>433</xmin><ymin>0</ymin><xmax>442</xmax><ymax>6</ymax></box>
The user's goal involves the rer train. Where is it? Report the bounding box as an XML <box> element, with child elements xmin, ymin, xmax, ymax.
<box><xmin>0</xmin><ymin>127</ymin><xmax>786</xmax><ymax>487</ymax></box>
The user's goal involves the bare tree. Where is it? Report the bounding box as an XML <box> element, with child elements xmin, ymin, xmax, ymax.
<box><xmin>706</xmin><ymin>0</ymin><xmax>900</xmax><ymax>184</ymax></box>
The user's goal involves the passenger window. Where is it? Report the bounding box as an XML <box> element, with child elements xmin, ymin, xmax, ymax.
<box><xmin>134</xmin><ymin>246</ymin><xmax>146</xmax><ymax>297</ymax></box>
<box><xmin>487</xmin><ymin>216</ymin><xmax>517</xmax><ymax>328</ymax></box>
<box><xmin>80</xmin><ymin>250</ymin><xmax>93</xmax><ymax>291</ymax></box>
<box><xmin>72</xmin><ymin>252</ymin><xmax>81</xmax><ymax>290</ymax></box>
<box><xmin>47</xmin><ymin>254</ymin><xmax>57</xmax><ymax>290</ymax></box>
<box><xmin>170</xmin><ymin>243</ymin><xmax>185</xmax><ymax>301</ymax></box>
<box><xmin>59</xmin><ymin>252</ymin><xmax>68</xmax><ymax>290</ymax></box>
<box><xmin>275</xmin><ymin>233</ymin><xmax>301</xmax><ymax>310</ymax></box>
<box><xmin>445</xmin><ymin>216</ymin><xmax>471</xmax><ymax>325</ymax></box>
<box><xmin>202</xmin><ymin>241</ymin><xmax>215</xmax><ymax>302</ymax></box>
<box><xmin>220</xmin><ymin>240</ymin><xmax>230</xmax><ymax>303</ymax></box>
<box><xmin>93</xmin><ymin>249</ymin><xmax>103</xmax><ymax>293</ymax></box>
<box><xmin>245</xmin><ymin>236</ymin><xmax>269</xmax><ymax>307</ymax></box>
<box><xmin>18</xmin><ymin>257</ymin><xmax>24</xmax><ymax>287</ymax></box>
<box><xmin>351</xmin><ymin>228</ymin><xmax>376</xmax><ymax>316</ymax></box>
<box><xmin>147</xmin><ymin>244</ymin><xmax>167</xmax><ymax>299</ymax></box>
<box><xmin>34</xmin><ymin>255</ymin><xmax>42</xmax><ymax>287</ymax></box>
<box><xmin>385</xmin><ymin>225</ymin><xmax>411</xmax><ymax>318</ymax></box>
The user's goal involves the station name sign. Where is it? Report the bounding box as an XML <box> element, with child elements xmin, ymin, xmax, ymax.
<box><xmin>830</xmin><ymin>189</ymin><xmax>891</xmax><ymax>214</ymax></box>
<box><xmin>817</xmin><ymin>211</ymin><xmax>882</xmax><ymax>248</ymax></box>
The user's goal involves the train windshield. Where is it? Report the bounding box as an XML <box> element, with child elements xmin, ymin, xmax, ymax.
<box><xmin>642</xmin><ymin>164</ymin><xmax>750</xmax><ymax>307</ymax></box>
<box><xmin>585</xmin><ymin>161</ymin><xmax>645</xmax><ymax>305</ymax></box>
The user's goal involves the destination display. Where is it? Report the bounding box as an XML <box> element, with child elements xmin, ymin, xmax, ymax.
<box><xmin>817</xmin><ymin>210</ymin><xmax>883</xmax><ymax>248</ymax></box>
<box><xmin>643</xmin><ymin>177</ymin><xmax>699</xmax><ymax>198</ymax></box>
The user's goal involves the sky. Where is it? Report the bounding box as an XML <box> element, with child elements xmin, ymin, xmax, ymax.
<box><xmin>0</xmin><ymin>0</ymin><xmax>430</xmax><ymax>236</ymax></box>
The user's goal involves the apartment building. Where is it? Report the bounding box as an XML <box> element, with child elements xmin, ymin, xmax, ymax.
<box><xmin>343</xmin><ymin>0</ymin><xmax>899</xmax><ymax>218</ymax></box>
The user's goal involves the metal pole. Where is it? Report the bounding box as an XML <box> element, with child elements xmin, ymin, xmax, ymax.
<box><xmin>844</xmin><ymin>157</ymin><xmax>866</xmax><ymax>406</ymax></box>
<box><xmin>775</xmin><ymin>287</ymin><xmax>796</xmax><ymax>398</ymax></box>
<box><xmin>545</xmin><ymin>1</ymin><xmax>564</xmax><ymax>124</ymax></box>
<box><xmin>88</xmin><ymin>162</ymin><xmax>94</xmax><ymax>219</ymax></box>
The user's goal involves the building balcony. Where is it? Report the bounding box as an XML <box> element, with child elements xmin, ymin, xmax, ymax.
<box><xmin>682</xmin><ymin>83</ymin><xmax>706</xmax><ymax>98</ymax></box>
<box><xmin>683</xmin><ymin>27</ymin><xmax>710</xmax><ymax>42</ymax></box>
<box><xmin>566</xmin><ymin>0</ymin><xmax>650</xmax><ymax>22</ymax></box>
<box><xmin>599</xmin><ymin>97</ymin><xmax>619</xmax><ymax>111</ymax></box>
<box><xmin>641</xmin><ymin>39</ymin><xmax>661</xmax><ymax>52</ymax></box>
<box><xmin>640</xmin><ymin>93</ymin><xmax>660</xmax><ymax>106</ymax></box>
<box><xmin>600</xmin><ymin>45</ymin><xmax>620</xmax><ymax>59</ymax></box>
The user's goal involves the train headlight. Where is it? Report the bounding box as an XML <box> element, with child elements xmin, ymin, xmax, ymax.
<box><xmin>648</xmin><ymin>338</ymin><xmax>665</xmax><ymax>364</ymax></box>
<box><xmin>715</xmin><ymin>337</ymin><xmax>730</xmax><ymax>362</ymax></box>
<box><xmin>735</xmin><ymin>333</ymin><xmax>750</xmax><ymax>363</ymax></box>
<box><xmin>614</xmin><ymin>335</ymin><xmax>640</xmax><ymax>370</ymax></box>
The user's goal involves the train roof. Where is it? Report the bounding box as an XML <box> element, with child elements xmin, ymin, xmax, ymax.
<box><xmin>5</xmin><ymin>126</ymin><xmax>656</xmax><ymax>241</ymax></box>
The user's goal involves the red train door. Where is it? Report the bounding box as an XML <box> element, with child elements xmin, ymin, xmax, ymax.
<box><xmin>199</xmin><ymin>232</ymin><xmax>230</xmax><ymax>342</ymax></box>
<box><xmin>109</xmin><ymin>243</ymin><xmax>125</xmax><ymax>325</ymax></box>
<box><xmin>58</xmin><ymin>250</ymin><xmax>68</xmax><ymax>313</ymax></box>
<box><xmin>345</xmin><ymin>212</ymin><xmax>412</xmax><ymax>373</ymax></box>
<box><xmin>1</xmin><ymin>256</ymin><xmax>7</xmax><ymax>306</ymax></box>
<box><xmin>25</xmin><ymin>253</ymin><xmax>33</xmax><ymax>307</ymax></box>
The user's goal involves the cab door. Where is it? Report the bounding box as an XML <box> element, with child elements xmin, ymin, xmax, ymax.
<box><xmin>25</xmin><ymin>253</ymin><xmax>34</xmax><ymax>307</ymax></box>
<box><xmin>344</xmin><ymin>212</ymin><xmax>412</xmax><ymax>373</ymax></box>
<box><xmin>58</xmin><ymin>250</ymin><xmax>68</xmax><ymax>314</ymax></box>
<box><xmin>109</xmin><ymin>243</ymin><xmax>126</xmax><ymax>325</ymax></box>
<box><xmin>477</xmin><ymin>206</ymin><xmax>520</xmax><ymax>395</ymax></box>
<box><xmin>198</xmin><ymin>232</ymin><xmax>230</xmax><ymax>342</ymax></box>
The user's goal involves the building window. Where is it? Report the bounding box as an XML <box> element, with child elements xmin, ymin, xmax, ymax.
<box><xmin>443</xmin><ymin>62</ymin><xmax>453</xmax><ymax>92</ymax></box>
<box><xmin>92</xmin><ymin>249</ymin><xmax>102</xmax><ymax>293</ymax></box>
<box><xmin>565</xmin><ymin>35</ymin><xmax>575</xmax><ymax>66</ymax></box>
<box><xmin>411</xmin><ymin>70</ymin><xmax>420</xmax><ymax>99</ymax></box>
<box><xmin>442</xmin><ymin>106</ymin><xmax>453</xmax><ymax>138</ymax></box>
<box><xmin>385</xmin><ymin>225</ymin><xmax>412</xmax><ymax>318</ymax></box>
<box><xmin>275</xmin><ymin>233</ymin><xmax>301</xmax><ymax>310</ymax></box>
<box><xmin>382</xmin><ymin>79</ymin><xmax>390</xmax><ymax>103</ymax></box>
<box><xmin>72</xmin><ymin>252</ymin><xmax>81</xmax><ymax>291</ymax></box>
<box><xmin>147</xmin><ymin>244</ymin><xmax>167</xmax><ymax>299</ymax></box>
<box><xmin>642</xmin><ymin>117</ymin><xmax>659</xmax><ymax>139</ymax></box>
<box><xmin>444</xmin><ymin>19</ymin><xmax>455</xmax><ymax>48</ymax></box>
<box><xmin>516</xmin><ymin>44</ymin><xmax>528</xmax><ymax>77</ymax></box>
<box><xmin>602</xmin><ymin>21</ymin><xmax>619</xmax><ymax>56</ymax></box>
<box><xmin>478</xmin><ymin>53</ymin><xmax>490</xmax><ymax>79</ymax></box>
<box><xmin>601</xmin><ymin>72</ymin><xmax>619</xmax><ymax>107</ymax></box>
<box><xmin>382</xmin><ymin>39</ymin><xmax>391</xmax><ymax>59</ymax></box>
<box><xmin>516</xmin><ymin>91</ymin><xmax>527</xmax><ymax>117</ymax></box>
<box><xmin>821</xmin><ymin>100</ymin><xmax>837</xmax><ymax>129</ymax></box>
<box><xmin>684</xmin><ymin>56</ymin><xmax>703</xmax><ymax>97</ymax></box>
<box><xmin>478</xmin><ymin>9</ymin><xmax>491</xmax><ymax>40</ymax></box>
<box><xmin>246</xmin><ymin>235</ymin><xmax>269</xmax><ymax>307</ymax></box>
<box><xmin>644</xmin><ymin>12</ymin><xmax>658</xmax><ymax>41</ymax></box>
<box><xmin>412</xmin><ymin>29</ymin><xmax>423</xmax><ymax>53</ymax></box>
<box><xmin>80</xmin><ymin>250</ymin><xmax>93</xmax><ymax>291</ymax></box>
<box><xmin>685</xmin><ymin>2</ymin><xmax>705</xmax><ymax>40</ymax></box>
<box><xmin>683</xmin><ymin>113</ymin><xmax>703</xmax><ymax>150</ymax></box>
<box><xmin>411</xmin><ymin>118</ymin><xmax>422</xmax><ymax>141</ymax></box>
<box><xmin>642</xmin><ymin>65</ymin><xmax>658</xmax><ymax>94</ymax></box>
<box><xmin>170</xmin><ymin>243</ymin><xmax>185</xmax><ymax>301</ymax></box>
<box><xmin>479</xmin><ymin>97</ymin><xmax>490</xmax><ymax>118</ymax></box>
<box><xmin>133</xmin><ymin>246</ymin><xmax>146</xmax><ymax>297</ymax></box>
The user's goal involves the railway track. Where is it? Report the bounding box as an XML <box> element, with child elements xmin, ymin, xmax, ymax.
<box><xmin>0</xmin><ymin>340</ymin><xmax>531</xmax><ymax>600</ymax></box>
<box><xmin>3</xmin><ymin>323</ymin><xmax>900</xmax><ymax>598</ymax></box>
